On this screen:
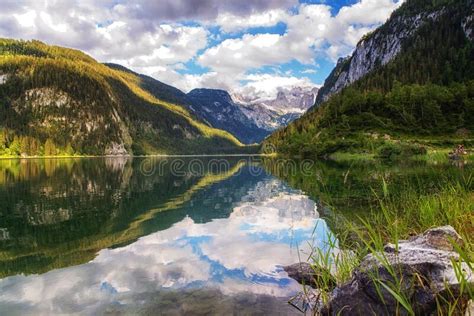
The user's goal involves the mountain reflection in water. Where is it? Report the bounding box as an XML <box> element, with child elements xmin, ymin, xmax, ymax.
<box><xmin>0</xmin><ymin>158</ymin><xmax>333</xmax><ymax>315</ymax></box>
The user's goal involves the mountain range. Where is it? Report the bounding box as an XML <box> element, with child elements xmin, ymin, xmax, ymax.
<box><xmin>234</xmin><ymin>86</ymin><xmax>319</xmax><ymax>132</ymax></box>
<box><xmin>106</xmin><ymin>63</ymin><xmax>318</xmax><ymax>144</ymax></box>
<box><xmin>1</xmin><ymin>0</ymin><xmax>472</xmax><ymax>157</ymax></box>
<box><xmin>0</xmin><ymin>42</ymin><xmax>317</xmax><ymax>155</ymax></box>
<box><xmin>186</xmin><ymin>86</ymin><xmax>318</xmax><ymax>144</ymax></box>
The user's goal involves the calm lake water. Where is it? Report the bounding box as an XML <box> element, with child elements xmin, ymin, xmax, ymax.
<box><xmin>0</xmin><ymin>157</ymin><xmax>470</xmax><ymax>315</ymax></box>
<box><xmin>0</xmin><ymin>157</ymin><xmax>334</xmax><ymax>315</ymax></box>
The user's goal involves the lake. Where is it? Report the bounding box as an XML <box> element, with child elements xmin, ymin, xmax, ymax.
<box><xmin>0</xmin><ymin>157</ymin><xmax>470</xmax><ymax>315</ymax></box>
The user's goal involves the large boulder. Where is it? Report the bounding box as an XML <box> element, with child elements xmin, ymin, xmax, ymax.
<box><xmin>321</xmin><ymin>226</ymin><xmax>473</xmax><ymax>315</ymax></box>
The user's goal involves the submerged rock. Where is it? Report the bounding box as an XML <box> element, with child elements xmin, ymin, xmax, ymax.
<box><xmin>287</xmin><ymin>226</ymin><xmax>473</xmax><ymax>315</ymax></box>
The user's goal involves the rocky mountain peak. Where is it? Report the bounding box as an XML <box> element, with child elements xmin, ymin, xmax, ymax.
<box><xmin>235</xmin><ymin>86</ymin><xmax>319</xmax><ymax>132</ymax></box>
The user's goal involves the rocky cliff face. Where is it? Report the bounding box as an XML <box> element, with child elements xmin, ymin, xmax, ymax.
<box><xmin>235</xmin><ymin>86</ymin><xmax>318</xmax><ymax>131</ymax></box>
<box><xmin>315</xmin><ymin>4</ymin><xmax>464</xmax><ymax>105</ymax></box>
<box><xmin>9</xmin><ymin>86</ymin><xmax>132</xmax><ymax>155</ymax></box>
<box><xmin>462</xmin><ymin>11</ymin><xmax>474</xmax><ymax>41</ymax></box>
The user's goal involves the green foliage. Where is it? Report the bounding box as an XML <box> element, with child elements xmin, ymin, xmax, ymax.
<box><xmin>65</xmin><ymin>143</ymin><xmax>74</xmax><ymax>156</ymax></box>
<box><xmin>377</xmin><ymin>142</ymin><xmax>427</xmax><ymax>160</ymax></box>
<box><xmin>7</xmin><ymin>136</ymin><xmax>20</xmax><ymax>156</ymax></box>
<box><xmin>267</xmin><ymin>81</ymin><xmax>474</xmax><ymax>158</ymax></box>
<box><xmin>377</xmin><ymin>143</ymin><xmax>402</xmax><ymax>160</ymax></box>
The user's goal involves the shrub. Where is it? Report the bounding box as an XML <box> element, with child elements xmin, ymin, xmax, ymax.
<box><xmin>377</xmin><ymin>143</ymin><xmax>403</xmax><ymax>159</ymax></box>
<box><xmin>377</xmin><ymin>142</ymin><xmax>427</xmax><ymax>160</ymax></box>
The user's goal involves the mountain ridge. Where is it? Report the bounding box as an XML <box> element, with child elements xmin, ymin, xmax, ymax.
<box><xmin>108</xmin><ymin>63</ymin><xmax>318</xmax><ymax>144</ymax></box>
<box><xmin>314</xmin><ymin>0</ymin><xmax>464</xmax><ymax>106</ymax></box>
<box><xmin>0</xmin><ymin>39</ymin><xmax>244</xmax><ymax>156</ymax></box>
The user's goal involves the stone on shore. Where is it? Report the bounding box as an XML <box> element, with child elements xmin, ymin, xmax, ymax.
<box><xmin>286</xmin><ymin>226</ymin><xmax>473</xmax><ymax>315</ymax></box>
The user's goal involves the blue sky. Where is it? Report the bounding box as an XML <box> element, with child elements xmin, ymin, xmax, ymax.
<box><xmin>0</xmin><ymin>0</ymin><xmax>402</xmax><ymax>99</ymax></box>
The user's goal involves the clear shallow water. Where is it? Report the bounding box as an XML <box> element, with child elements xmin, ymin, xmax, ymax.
<box><xmin>0</xmin><ymin>158</ymin><xmax>333</xmax><ymax>315</ymax></box>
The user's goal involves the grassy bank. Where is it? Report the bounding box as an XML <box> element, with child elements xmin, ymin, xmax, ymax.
<box><xmin>322</xmin><ymin>135</ymin><xmax>474</xmax><ymax>164</ymax></box>
<box><xmin>307</xmin><ymin>172</ymin><xmax>473</xmax><ymax>314</ymax></box>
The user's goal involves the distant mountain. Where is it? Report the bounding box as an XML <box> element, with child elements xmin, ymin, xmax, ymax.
<box><xmin>265</xmin><ymin>0</ymin><xmax>474</xmax><ymax>157</ymax></box>
<box><xmin>186</xmin><ymin>89</ymin><xmax>269</xmax><ymax>144</ymax></box>
<box><xmin>0</xmin><ymin>39</ymin><xmax>242</xmax><ymax>156</ymax></box>
<box><xmin>105</xmin><ymin>64</ymin><xmax>316</xmax><ymax>145</ymax></box>
<box><xmin>233</xmin><ymin>86</ymin><xmax>319</xmax><ymax>131</ymax></box>
<box><xmin>105</xmin><ymin>64</ymin><xmax>318</xmax><ymax>145</ymax></box>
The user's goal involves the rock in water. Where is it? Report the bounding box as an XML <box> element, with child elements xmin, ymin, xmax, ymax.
<box><xmin>284</xmin><ymin>262</ymin><xmax>336</xmax><ymax>290</ymax></box>
<box><xmin>321</xmin><ymin>226</ymin><xmax>473</xmax><ymax>315</ymax></box>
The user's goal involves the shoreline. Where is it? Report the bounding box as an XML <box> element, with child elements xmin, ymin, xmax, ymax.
<box><xmin>0</xmin><ymin>153</ymin><xmax>272</xmax><ymax>160</ymax></box>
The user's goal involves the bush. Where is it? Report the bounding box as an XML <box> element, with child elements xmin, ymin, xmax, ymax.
<box><xmin>377</xmin><ymin>142</ymin><xmax>427</xmax><ymax>160</ymax></box>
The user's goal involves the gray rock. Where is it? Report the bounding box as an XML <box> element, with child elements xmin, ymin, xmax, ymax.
<box><xmin>321</xmin><ymin>226</ymin><xmax>473</xmax><ymax>315</ymax></box>
<box><xmin>284</xmin><ymin>262</ymin><xmax>336</xmax><ymax>290</ymax></box>
<box><xmin>104</xmin><ymin>142</ymin><xmax>129</xmax><ymax>156</ymax></box>
<box><xmin>462</xmin><ymin>13</ymin><xmax>474</xmax><ymax>41</ymax></box>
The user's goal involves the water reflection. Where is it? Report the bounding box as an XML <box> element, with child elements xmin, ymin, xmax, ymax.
<box><xmin>0</xmin><ymin>158</ymin><xmax>332</xmax><ymax>314</ymax></box>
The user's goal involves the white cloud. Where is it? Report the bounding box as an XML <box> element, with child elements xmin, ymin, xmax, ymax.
<box><xmin>337</xmin><ymin>0</ymin><xmax>403</xmax><ymax>25</ymax></box>
<box><xmin>102</xmin><ymin>24</ymin><xmax>209</xmax><ymax>68</ymax></box>
<box><xmin>0</xmin><ymin>0</ymin><xmax>403</xmax><ymax>99</ymax></box>
<box><xmin>301</xmin><ymin>69</ymin><xmax>317</xmax><ymax>74</ymax></box>
<box><xmin>213</xmin><ymin>9</ymin><xmax>289</xmax><ymax>33</ymax></box>
<box><xmin>193</xmin><ymin>0</ymin><xmax>401</xmax><ymax>97</ymax></box>
<box><xmin>198</xmin><ymin>33</ymin><xmax>306</xmax><ymax>76</ymax></box>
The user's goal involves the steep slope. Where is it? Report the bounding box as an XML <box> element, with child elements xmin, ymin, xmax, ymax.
<box><xmin>265</xmin><ymin>0</ymin><xmax>474</xmax><ymax>157</ymax></box>
<box><xmin>186</xmin><ymin>89</ymin><xmax>269</xmax><ymax>144</ymax></box>
<box><xmin>0</xmin><ymin>39</ymin><xmax>243</xmax><ymax>156</ymax></box>
<box><xmin>315</xmin><ymin>0</ymin><xmax>474</xmax><ymax>106</ymax></box>
<box><xmin>105</xmin><ymin>63</ymin><xmax>193</xmax><ymax>110</ymax></box>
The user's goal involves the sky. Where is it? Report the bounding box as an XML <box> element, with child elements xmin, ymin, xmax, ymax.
<box><xmin>0</xmin><ymin>0</ymin><xmax>403</xmax><ymax>100</ymax></box>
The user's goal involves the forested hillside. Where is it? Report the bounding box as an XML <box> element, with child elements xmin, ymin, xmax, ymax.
<box><xmin>0</xmin><ymin>39</ymin><xmax>243</xmax><ymax>156</ymax></box>
<box><xmin>265</xmin><ymin>0</ymin><xmax>474</xmax><ymax>157</ymax></box>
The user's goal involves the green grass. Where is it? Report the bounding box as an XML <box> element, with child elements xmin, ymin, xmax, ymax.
<box><xmin>303</xmin><ymin>174</ymin><xmax>473</xmax><ymax>314</ymax></box>
<box><xmin>328</xmin><ymin>151</ymin><xmax>376</xmax><ymax>162</ymax></box>
<box><xmin>322</xmin><ymin>138</ymin><xmax>474</xmax><ymax>165</ymax></box>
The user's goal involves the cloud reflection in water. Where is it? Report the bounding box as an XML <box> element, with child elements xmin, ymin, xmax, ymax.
<box><xmin>0</xmin><ymin>179</ymin><xmax>334</xmax><ymax>314</ymax></box>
